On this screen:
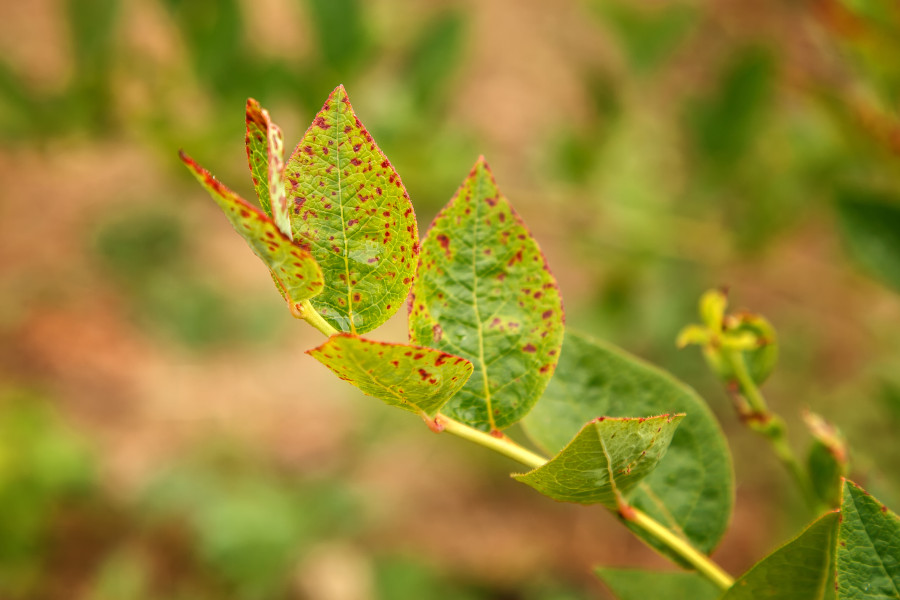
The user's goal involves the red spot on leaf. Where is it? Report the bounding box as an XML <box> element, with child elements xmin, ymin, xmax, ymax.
<box><xmin>523</xmin><ymin>344</ymin><xmax>536</xmax><ymax>353</ymax></box>
<box><xmin>313</xmin><ymin>116</ymin><xmax>330</xmax><ymax>129</ymax></box>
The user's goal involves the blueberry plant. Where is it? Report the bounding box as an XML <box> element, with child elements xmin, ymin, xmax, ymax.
<box><xmin>180</xmin><ymin>86</ymin><xmax>900</xmax><ymax>599</ymax></box>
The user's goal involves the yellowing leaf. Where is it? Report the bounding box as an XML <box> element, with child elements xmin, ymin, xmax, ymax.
<box><xmin>308</xmin><ymin>334</ymin><xmax>473</xmax><ymax>418</ymax></box>
<box><xmin>180</xmin><ymin>151</ymin><xmax>323</xmax><ymax>307</ymax></box>
<box><xmin>245</xmin><ymin>98</ymin><xmax>291</xmax><ymax>238</ymax></box>
<box><xmin>285</xmin><ymin>85</ymin><xmax>418</xmax><ymax>334</ymax></box>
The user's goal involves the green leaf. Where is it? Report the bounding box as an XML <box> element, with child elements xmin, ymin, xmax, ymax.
<box><xmin>245</xmin><ymin>99</ymin><xmax>291</xmax><ymax>238</ymax></box>
<box><xmin>513</xmin><ymin>415</ymin><xmax>682</xmax><ymax>507</ymax></box>
<box><xmin>523</xmin><ymin>332</ymin><xmax>733</xmax><ymax>555</ymax></box>
<box><xmin>285</xmin><ymin>85</ymin><xmax>418</xmax><ymax>334</ymax></box>
<box><xmin>408</xmin><ymin>157</ymin><xmax>565</xmax><ymax>432</ymax></box>
<box><xmin>180</xmin><ymin>151</ymin><xmax>324</xmax><ymax>306</ymax></box>
<box><xmin>595</xmin><ymin>568</ymin><xmax>719</xmax><ymax>600</ymax></box>
<box><xmin>836</xmin><ymin>188</ymin><xmax>900</xmax><ymax>293</ymax></box>
<box><xmin>307</xmin><ymin>334</ymin><xmax>474</xmax><ymax>418</ymax></box>
<box><xmin>837</xmin><ymin>480</ymin><xmax>900</xmax><ymax>599</ymax></box>
<box><xmin>721</xmin><ymin>511</ymin><xmax>840</xmax><ymax>599</ymax></box>
<box><xmin>804</xmin><ymin>413</ymin><xmax>848</xmax><ymax>508</ymax></box>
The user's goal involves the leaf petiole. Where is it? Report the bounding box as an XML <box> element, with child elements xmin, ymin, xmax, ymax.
<box><xmin>291</xmin><ymin>299</ymin><xmax>339</xmax><ymax>337</ymax></box>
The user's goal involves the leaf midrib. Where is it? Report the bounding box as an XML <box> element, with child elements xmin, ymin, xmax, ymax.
<box><xmin>470</xmin><ymin>170</ymin><xmax>495</xmax><ymax>431</ymax></box>
<box><xmin>332</xmin><ymin>96</ymin><xmax>354</xmax><ymax>333</ymax></box>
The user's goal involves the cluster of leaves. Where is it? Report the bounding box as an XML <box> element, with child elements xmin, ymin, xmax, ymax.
<box><xmin>183</xmin><ymin>87</ymin><xmax>900</xmax><ymax>598</ymax></box>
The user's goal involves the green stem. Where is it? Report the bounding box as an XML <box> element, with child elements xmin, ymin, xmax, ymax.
<box><xmin>629</xmin><ymin>508</ymin><xmax>735</xmax><ymax>590</ymax></box>
<box><xmin>434</xmin><ymin>413</ymin><xmax>734</xmax><ymax>591</ymax></box>
<box><xmin>292</xmin><ymin>299</ymin><xmax>339</xmax><ymax>337</ymax></box>
<box><xmin>294</xmin><ymin>304</ymin><xmax>733</xmax><ymax>589</ymax></box>
<box><xmin>435</xmin><ymin>414</ymin><xmax>546</xmax><ymax>469</ymax></box>
<box><xmin>725</xmin><ymin>349</ymin><xmax>820</xmax><ymax>512</ymax></box>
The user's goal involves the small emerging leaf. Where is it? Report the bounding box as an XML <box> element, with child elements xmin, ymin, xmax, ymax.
<box><xmin>595</xmin><ymin>568</ymin><xmax>719</xmax><ymax>600</ymax></box>
<box><xmin>409</xmin><ymin>157</ymin><xmax>565</xmax><ymax>432</ymax></box>
<box><xmin>804</xmin><ymin>412</ymin><xmax>848</xmax><ymax>508</ymax></box>
<box><xmin>837</xmin><ymin>479</ymin><xmax>900</xmax><ymax>599</ymax></box>
<box><xmin>245</xmin><ymin>98</ymin><xmax>291</xmax><ymax>237</ymax></box>
<box><xmin>179</xmin><ymin>151</ymin><xmax>323</xmax><ymax>306</ymax></box>
<box><xmin>307</xmin><ymin>334</ymin><xmax>473</xmax><ymax>418</ymax></box>
<box><xmin>285</xmin><ymin>85</ymin><xmax>418</xmax><ymax>334</ymax></box>
<box><xmin>721</xmin><ymin>511</ymin><xmax>840</xmax><ymax>600</ymax></box>
<box><xmin>513</xmin><ymin>415</ymin><xmax>683</xmax><ymax>507</ymax></box>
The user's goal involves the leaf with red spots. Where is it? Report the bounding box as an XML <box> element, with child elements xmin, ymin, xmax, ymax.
<box><xmin>513</xmin><ymin>415</ymin><xmax>683</xmax><ymax>507</ymax></box>
<box><xmin>285</xmin><ymin>85</ymin><xmax>418</xmax><ymax>334</ymax></box>
<box><xmin>307</xmin><ymin>333</ymin><xmax>474</xmax><ymax>418</ymax></box>
<box><xmin>409</xmin><ymin>157</ymin><xmax>564</xmax><ymax>432</ymax></box>
<box><xmin>523</xmin><ymin>332</ymin><xmax>733</xmax><ymax>558</ymax></box>
<box><xmin>180</xmin><ymin>151</ymin><xmax>323</xmax><ymax>306</ymax></box>
<box><xmin>245</xmin><ymin>98</ymin><xmax>291</xmax><ymax>238</ymax></box>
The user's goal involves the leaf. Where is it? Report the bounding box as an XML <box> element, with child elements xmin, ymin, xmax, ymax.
<box><xmin>836</xmin><ymin>188</ymin><xmax>900</xmax><ymax>293</ymax></box>
<box><xmin>804</xmin><ymin>412</ymin><xmax>848</xmax><ymax>509</ymax></box>
<box><xmin>837</xmin><ymin>479</ymin><xmax>900</xmax><ymax>599</ymax></box>
<box><xmin>513</xmin><ymin>415</ymin><xmax>682</xmax><ymax>507</ymax></box>
<box><xmin>408</xmin><ymin>157</ymin><xmax>565</xmax><ymax>432</ymax></box>
<box><xmin>523</xmin><ymin>332</ymin><xmax>733</xmax><ymax>555</ymax></box>
<box><xmin>307</xmin><ymin>334</ymin><xmax>474</xmax><ymax>418</ymax></box>
<box><xmin>180</xmin><ymin>151</ymin><xmax>323</xmax><ymax>306</ymax></box>
<box><xmin>285</xmin><ymin>85</ymin><xmax>418</xmax><ymax>334</ymax></box>
<box><xmin>245</xmin><ymin>99</ymin><xmax>291</xmax><ymax>238</ymax></box>
<box><xmin>721</xmin><ymin>511</ymin><xmax>840</xmax><ymax>599</ymax></box>
<box><xmin>595</xmin><ymin>568</ymin><xmax>719</xmax><ymax>600</ymax></box>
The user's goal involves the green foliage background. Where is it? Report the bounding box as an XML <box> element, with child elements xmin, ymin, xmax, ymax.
<box><xmin>1</xmin><ymin>0</ymin><xmax>899</xmax><ymax>598</ymax></box>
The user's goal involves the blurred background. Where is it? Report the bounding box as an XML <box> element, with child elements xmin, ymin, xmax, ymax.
<box><xmin>1</xmin><ymin>0</ymin><xmax>900</xmax><ymax>597</ymax></box>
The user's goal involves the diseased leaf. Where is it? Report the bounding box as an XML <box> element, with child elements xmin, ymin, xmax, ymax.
<box><xmin>804</xmin><ymin>412</ymin><xmax>848</xmax><ymax>509</ymax></box>
<box><xmin>409</xmin><ymin>157</ymin><xmax>565</xmax><ymax>432</ymax></box>
<box><xmin>523</xmin><ymin>332</ymin><xmax>733</xmax><ymax>555</ymax></box>
<box><xmin>836</xmin><ymin>188</ymin><xmax>900</xmax><ymax>293</ymax></box>
<box><xmin>513</xmin><ymin>415</ymin><xmax>682</xmax><ymax>507</ymax></box>
<box><xmin>285</xmin><ymin>85</ymin><xmax>418</xmax><ymax>334</ymax></box>
<box><xmin>180</xmin><ymin>151</ymin><xmax>323</xmax><ymax>306</ymax></box>
<box><xmin>308</xmin><ymin>333</ymin><xmax>473</xmax><ymax>418</ymax></box>
<box><xmin>837</xmin><ymin>480</ymin><xmax>900</xmax><ymax>599</ymax></box>
<box><xmin>245</xmin><ymin>98</ymin><xmax>291</xmax><ymax>238</ymax></box>
<box><xmin>721</xmin><ymin>512</ymin><xmax>839</xmax><ymax>600</ymax></box>
<box><xmin>595</xmin><ymin>568</ymin><xmax>719</xmax><ymax>600</ymax></box>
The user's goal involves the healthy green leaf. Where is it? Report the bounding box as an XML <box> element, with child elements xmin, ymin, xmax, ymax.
<box><xmin>307</xmin><ymin>334</ymin><xmax>474</xmax><ymax>418</ymax></box>
<box><xmin>523</xmin><ymin>332</ymin><xmax>733</xmax><ymax>555</ymax></box>
<box><xmin>837</xmin><ymin>479</ymin><xmax>900</xmax><ymax>599</ymax></box>
<box><xmin>836</xmin><ymin>188</ymin><xmax>900</xmax><ymax>293</ymax></box>
<box><xmin>285</xmin><ymin>85</ymin><xmax>418</xmax><ymax>334</ymax></box>
<box><xmin>180</xmin><ymin>151</ymin><xmax>323</xmax><ymax>306</ymax></box>
<box><xmin>513</xmin><ymin>415</ymin><xmax>682</xmax><ymax>507</ymax></box>
<box><xmin>595</xmin><ymin>568</ymin><xmax>719</xmax><ymax>600</ymax></box>
<box><xmin>721</xmin><ymin>511</ymin><xmax>839</xmax><ymax>600</ymax></box>
<box><xmin>245</xmin><ymin>98</ymin><xmax>291</xmax><ymax>238</ymax></box>
<box><xmin>409</xmin><ymin>157</ymin><xmax>565</xmax><ymax>432</ymax></box>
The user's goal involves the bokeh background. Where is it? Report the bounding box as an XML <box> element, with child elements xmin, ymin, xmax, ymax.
<box><xmin>2</xmin><ymin>0</ymin><xmax>900</xmax><ymax>598</ymax></box>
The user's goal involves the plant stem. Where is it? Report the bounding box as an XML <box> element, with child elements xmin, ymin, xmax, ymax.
<box><xmin>434</xmin><ymin>413</ymin><xmax>734</xmax><ymax>591</ymax></box>
<box><xmin>628</xmin><ymin>508</ymin><xmax>735</xmax><ymax>590</ymax></box>
<box><xmin>435</xmin><ymin>414</ymin><xmax>546</xmax><ymax>469</ymax></box>
<box><xmin>294</xmin><ymin>305</ymin><xmax>733</xmax><ymax>589</ymax></box>
<box><xmin>292</xmin><ymin>299</ymin><xmax>339</xmax><ymax>336</ymax></box>
<box><xmin>725</xmin><ymin>349</ymin><xmax>821</xmax><ymax>512</ymax></box>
